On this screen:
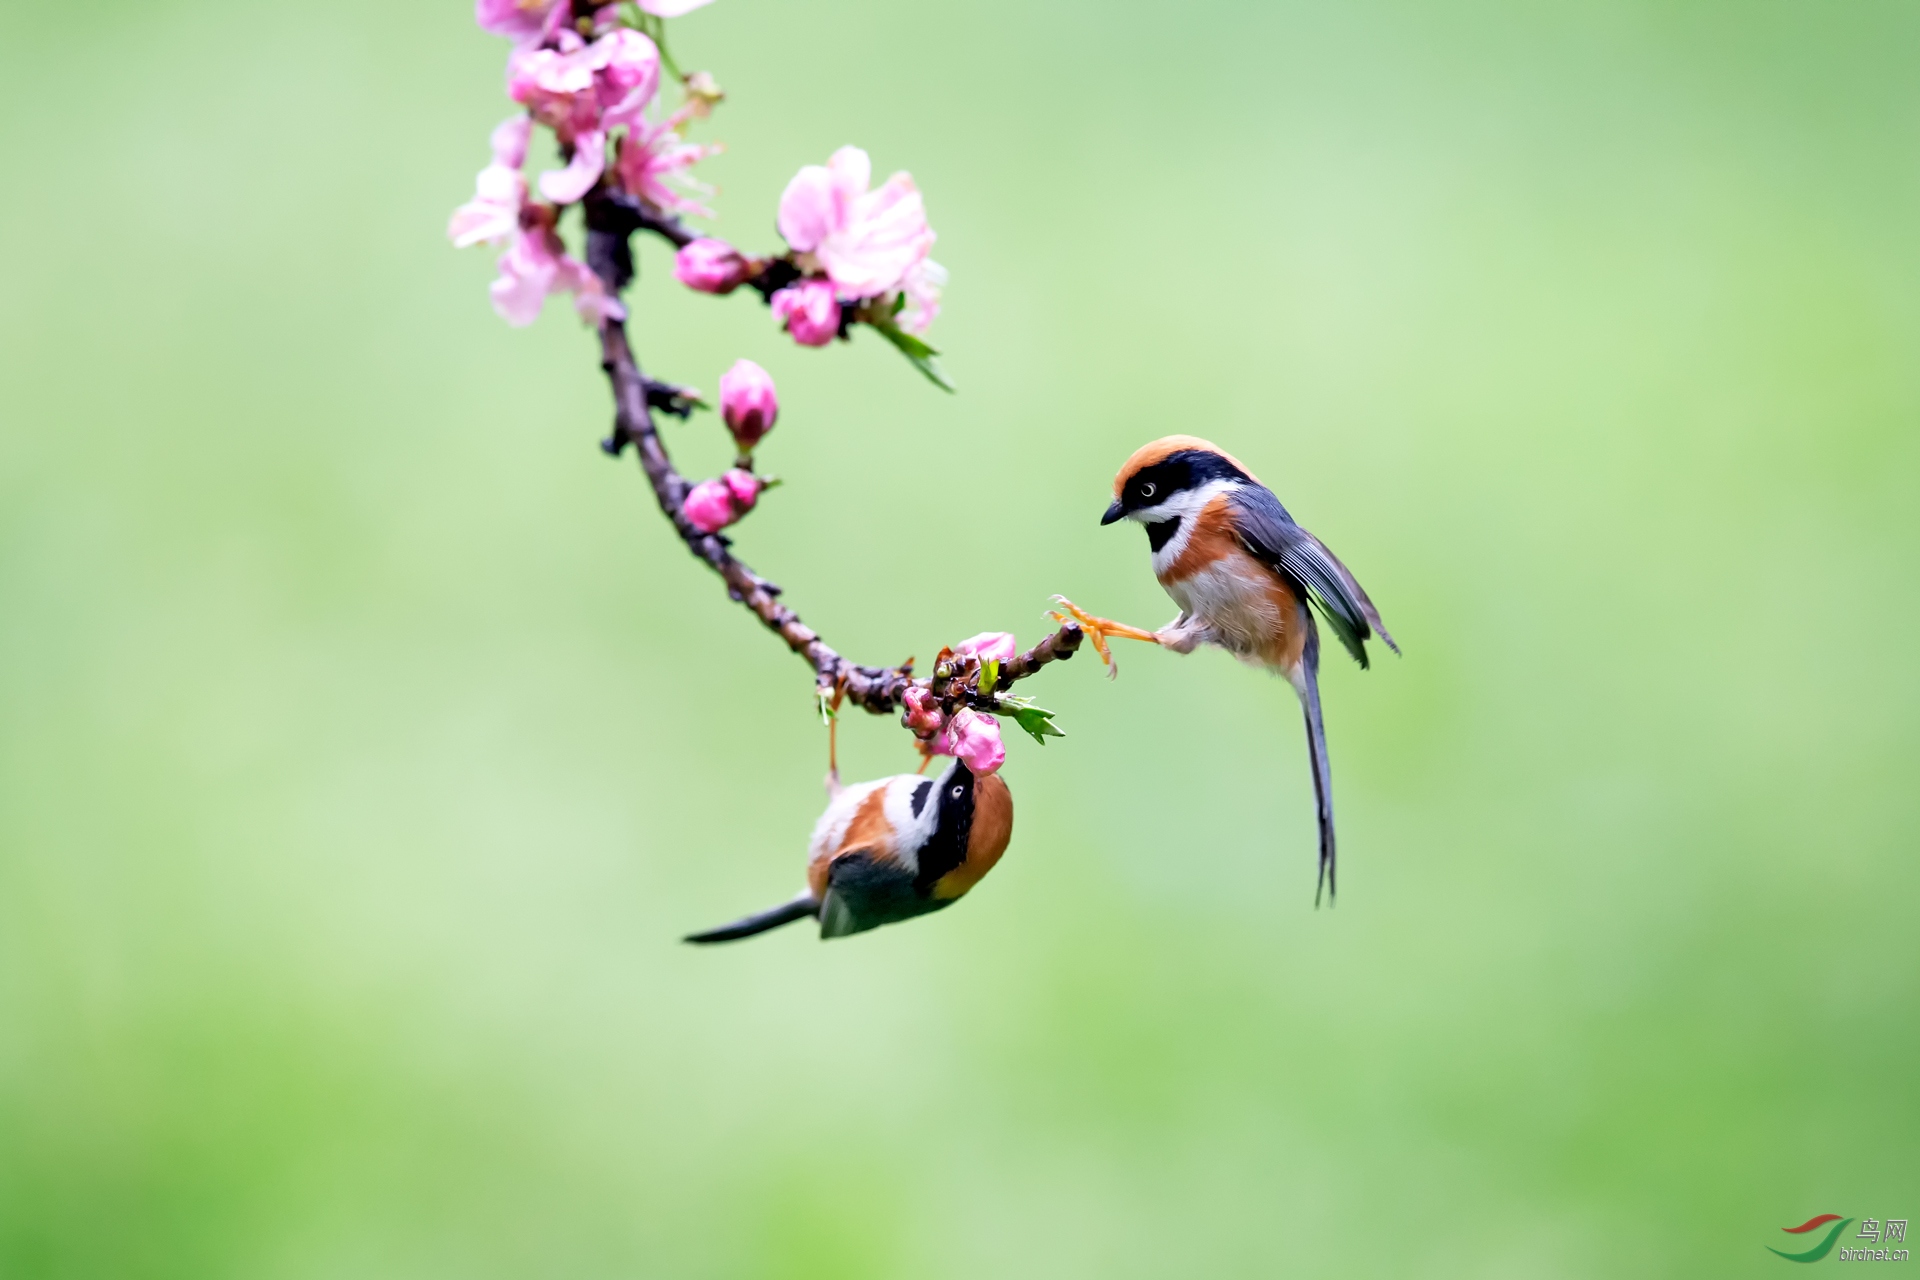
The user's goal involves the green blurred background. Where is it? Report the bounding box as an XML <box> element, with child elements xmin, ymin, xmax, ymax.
<box><xmin>2</xmin><ymin>0</ymin><xmax>1916</xmax><ymax>1275</ymax></box>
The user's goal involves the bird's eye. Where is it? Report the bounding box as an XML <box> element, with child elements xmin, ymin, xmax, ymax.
<box><xmin>951</xmin><ymin>785</ymin><xmax>964</xmax><ymax>798</ymax></box>
<box><xmin>1139</xmin><ymin>481</ymin><xmax>1157</xmax><ymax>499</ymax></box>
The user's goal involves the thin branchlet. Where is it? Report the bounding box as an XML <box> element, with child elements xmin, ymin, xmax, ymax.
<box><xmin>582</xmin><ymin>187</ymin><xmax>1082</xmax><ymax>721</ymax></box>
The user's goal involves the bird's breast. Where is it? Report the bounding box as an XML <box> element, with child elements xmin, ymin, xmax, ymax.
<box><xmin>1152</xmin><ymin>491</ymin><xmax>1239</xmax><ymax>581</ymax></box>
<box><xmin>1161</xmin><ymin>546</ymin><xmax>1307</xmax><ymax>671</ymax></box>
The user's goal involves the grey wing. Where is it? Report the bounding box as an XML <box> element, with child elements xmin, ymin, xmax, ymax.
<box><xmin>1228</xmin><ymin>484</ymin><xmax>1399</xmax><ymax>669</ymax></box>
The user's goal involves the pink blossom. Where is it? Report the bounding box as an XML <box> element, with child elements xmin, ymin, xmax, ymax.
<box><xmin>674</xmin><ymin>238</ymin><xmax>751</xmax><ymax>294</ymax></box>
<box><xmin>475</xmin><ymin>0</ymin><xmax>566</xmax><ymax>44</ymax></box>
<box><xmin>722</xmin><ymin>468</ymin><xmax>761</xmax><ymax>509</ymax></box>
<box><xmin>770</xmin><ymin>279</ymin><xmax>841</xmax><ymax>347</ymax></box>
<box><xmin>448</xmin><ymin>115</ymin><xmax>532</xmax><ymax>248</ymax></box>
<box><xmin>507</xmin><ymin>29</ymin><xmax>661</xmax><ymax>204</ymax></box>
<box><xmin>718</xmin><ymin>359</ymin><xmax>778</xmax><ymax>454</ymax></box>
<box><xmin>776</xmin><ymin>146</ymin><xmax>935</xmax><ymax>299</ymax></box>
<box><xmin>902</xmin><ymin>686</ymin><xmax>943</xmax><ymax>736</ymax></box>
<box><xmin>954</xmin><ymin>632</ymin><xmax>1018</xmax><ymax>666</ymax></box>
<box><xmin>489</xmin><ymin>220</ymin><xmax>625</xmax><ymax>328</ymax></box>
<box><xmin>932</xmin><ymin>709</ymin><xmax>1005</xmax><ymax>777</ymax></box>
<box><xmin>681</xmin><ymin>468</ymin><xmax>765</xmax><ymax>533</ymax></box>
<box><xmin>615</xmin><ymin>116</ymin><xmax>716</xmax><ymax>217</ymax></box>
<box><xmin>897</xmin><ymin>256</ymin><xmax>947</xmax><ymax>335</ymax></box>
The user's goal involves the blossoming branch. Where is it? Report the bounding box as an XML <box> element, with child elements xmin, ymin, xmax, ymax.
<box><xmin>448</xmin><ymin>0</ymin><xmax>1080</xmax><ymax>775</ymax></box>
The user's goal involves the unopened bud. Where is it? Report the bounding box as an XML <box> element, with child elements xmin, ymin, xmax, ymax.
<box><xmin>674</xmin><ymin>238</ymin><xmax>752</xmax><ymax>295</ymax></box>
<box><xmin>681</xmin><ymin>468</ymin><xmax>767</xmax><ymax>534</ymax></box>
<box><xmin>902</xmin><ymin>686</ymin><xmax>943</xmax><ymax>736</ymax></box>
<box><xmin>718</xmin><ymin>358</ymin><xmax>778</xmax><ymax>456</ymax></box>
<box><xmin>769</xmin><ymin>279</ymin><xmax>840</xmax><ymax>347</ymax></box>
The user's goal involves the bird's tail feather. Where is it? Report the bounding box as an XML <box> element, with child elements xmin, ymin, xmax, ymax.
<box><xmin>1294</xmin><ymin>639</ymin><xmax>1337</xmax><ymax>908</ymax></box>
<box><xmin>683</xmin><ymin>892</ymin><xmax>820</xmax><ymax>944</ymax></box>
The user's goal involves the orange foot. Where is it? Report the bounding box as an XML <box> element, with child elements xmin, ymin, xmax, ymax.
<box><xmin>1047</xmin><ymin>596</ymin><xmax>1163</xmax><ymax>679</ymax></box>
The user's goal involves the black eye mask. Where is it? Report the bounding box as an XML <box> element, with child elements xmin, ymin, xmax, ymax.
<box><xmin>913</xmin><ymin>762</ymin><xmax>976</xmax><ymax>892</ymax></box>
<box><xmin>1120</xmin><ymin>450</ymin><xmax>1250</xmax><ymax>518</ymax></box>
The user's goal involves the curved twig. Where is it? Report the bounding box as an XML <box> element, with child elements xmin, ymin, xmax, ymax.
<box><xmin>582</xmin><ymin>189</ymin><xmax>1082</xmax><ymax>720</ymax></box>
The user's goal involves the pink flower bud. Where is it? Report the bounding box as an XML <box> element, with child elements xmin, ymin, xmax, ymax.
<box><xmin>954</xmin><ymin>632</ymin><xmax>1018</xmax><ymax>666</ymax></box>
<box><xmin>681</xmin><ymin>478</ymin><xmax>736</xmax><ymax>533</ymax></box>
<box><xmin>770</xmin><ymin>279</ymin><xmax>841</xmax><ymax>347</ymax></box>
<box><xmin>902</xmin><ymin>686</ymin><xmax>943</xmax><ymax>736</ymax></box>
<box><xmin>718</xmin><ymin>359</ymin><xmax>778</xmax><ymax>455</ymax></box>
<box><xmin>721</xmin><ymin>468</ymin><xmax>762</xmax><ymax>510</ymax></box>
<box><xmin>935</xmin><ymin>709</ymin><xmax>1005</xmax><ymax>777</ymax></box>
<box><xmin>674</xmin><ymin>238</ymin><xmax>750</xmax><ymax>294</ymax></box>
<box><xmin>681</xmin><ymin>470</ymin><xmax>766</xmax><ymax>534</ymax></box>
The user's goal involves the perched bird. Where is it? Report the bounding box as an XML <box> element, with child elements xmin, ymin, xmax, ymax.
<box><xmin>684</xmin><ymin>758</ymin><xmax>1014</xmax><ymax>943</ymax></box>
<box><xmin>1053</xmin><ymin>435</ymin><xmax>1396</xmax><ymax>904</ymax></box>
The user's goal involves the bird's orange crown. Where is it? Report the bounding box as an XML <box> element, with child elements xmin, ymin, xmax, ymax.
<box><xmin>1111</xmin><ymin>435</ymin><xmax>1261</xmax><ymax>495</ymax></box>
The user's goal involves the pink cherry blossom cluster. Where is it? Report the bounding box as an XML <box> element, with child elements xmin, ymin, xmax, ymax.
<box><xmin>452</xmin><ymin>0</ymin><xmax>948</xmax><ymax>382</ymax></box>
<box><xmin>450</xmin><ymin>2</ymin><xmax>1062</xmax><ymax>782</ymax></box>
<box><xmin>901</xmin><ymin>632</ymin><xmax>1018</xmax><ymax>777</ymax></box>
<box><xmin>675</xmin><ymin>146</ymin><xmax>946</xmax><ymax>348</ymax></box>
<box><xmin>774</xmin><ymin>146</ymin><xmax>944</xmax><ymax>338</ymax></box>
<box><xmin>451</xmin><ymin>0</ymin><xmax>717</xmax><ymax>326</ymax></box>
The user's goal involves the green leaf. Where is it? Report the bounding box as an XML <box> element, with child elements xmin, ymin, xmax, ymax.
<box><xmin>816</xmin><ymin>688</ymin><xmax>837</xmax><ymax>725</ymax></box>
<box><xmin>617</xmin><ymin>6</ymin><xmax>682</xmax><ymax>77</ymax></box>
<box><xmin>884</xmin><ymin>326</ymin><xmax>934</xmax><ymax>358</ymax></box>
<box><xmin>867</xmin><ymin>315</ymin><xmax>955</xmax><ymax>393</ymax></box>
<box><xmin>999</xmin><ymin>702</ymin><xmax>1065</xmax><ymax>746</ymax></box>
<box><xmin>977</xmin><ymin>658</ymin><xmax>999</xmax><ymax>693</ymax></box>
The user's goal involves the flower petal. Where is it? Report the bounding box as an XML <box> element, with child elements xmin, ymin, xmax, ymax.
<box><xmin>596</xmin><ymin>29</ymin><xmax>661</xmax><ymax>127</ymax></box>
<box><xmin>490</xmin><ymin>114</ymin><xmax>532</xmax><ymax>169</ymax></box>
<box><xmin>489</xmin><ymin>230</ymin><xmax>559</xmax><ymax>326</ymax></box>
<box><xmin>954</xmin><ymin>632</ymin><xmax>1018</xmax><ymax>665</ymax></box>
<box><xmin>826</xmin><ymin>146</ymin><xmax>872</xmax><ymax>203</ymax></box>
<box><xmin>538</xmin><ymin>131</ymin><xmax>606</xmax><ymax>204</ymax></box>
<box><xmin>776</xmin><ymin>164</ymin><xmax>837</xmax><ymax>253</ymax></box>
<box><xmin>898</xmin><ymin>257</ymin><xmax>947</xmax><ymax>334</ymax></box>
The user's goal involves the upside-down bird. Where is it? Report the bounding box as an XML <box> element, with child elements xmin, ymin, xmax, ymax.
<box><xmin>684</xmin><ymin>757</ymin><xmax>1014</xmax><ymax>943</ymax></box>
<box><xmin>1053</xmin><ymin>435</ymin><xmax>1397</xmax><ymax>904</ymax></box>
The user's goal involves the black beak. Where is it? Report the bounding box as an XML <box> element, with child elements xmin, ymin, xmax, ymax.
<box><xmin>1100</xmin><ymin>500</ymin><xmax>1126</xmax><ymax>526</ymax></box>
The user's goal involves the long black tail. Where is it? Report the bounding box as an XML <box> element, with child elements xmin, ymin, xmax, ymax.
<box><xmin>683</xmin><ymin>892</ymin><xmax>820</xmax><ymax>944</ymax></box>
<box><xmin>1296</xmin><ymin>632</ymin><xmax>1337</xmax><ymax>907</ymax></box>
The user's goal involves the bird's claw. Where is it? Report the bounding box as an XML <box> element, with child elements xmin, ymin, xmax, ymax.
<box><xmin>1047</xmin><ymin>597</ymin><xmax>1118</xmax><ymax>677</ymax></box>
<box><xmin>1048</xmin><ymin>595</ymin><xmax>1160</xmax><ymax>680</ymax></box>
